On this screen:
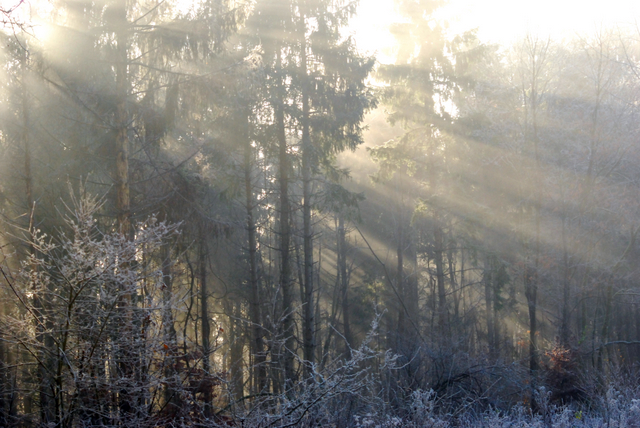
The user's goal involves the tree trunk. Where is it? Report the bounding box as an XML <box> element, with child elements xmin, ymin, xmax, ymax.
<box><xmin>0</xmin><ymin>316</ymin><xmax>7</xmax><ymax>426</ymax></box>
<box><xmin>520</xmin><ymin>36</ymin><xmax>548</xmax><ymax>396</ymax></box>
<box><xmin>406</xmin><ymin>234</ymin><xmax>419</xmax><ymax>335</ymax></box>
<box><xmin>484</xmin><ymin>257</ymin><xmax>497</xmax><ymax>360</ymax></box>
<box><xmin>396</xmin><ymin>211</ymin><xmax>405</xmax><ymax>343</ymax></box>
<box><xmin>448</xmin><ymin>239</ymin><xmax>459</xmax><ymax>329</ymax></box>
<box><xmin>338</xmin><ymin>216</ymin><xmax>353</xmax><ymax>354</ymax></box>
<box><xmin>161</xmin><ymin>244</ymin><xmax>180</xmax><ymax>410</ymax></box>
<box><xmin>114</xmin><ymin>1</ymin><xmax>130</xmax><ymax>239</ymax></box>
<box><xmin>524</xmin><ymin>268</ymin><xmax>538</xmax><ymax>374</ymax></box>
<box><xmin>597</xmin><ymin>282</ymin><xmax>613</xmax><ymax>372</ymax></box>
<box><xmin>299</xmin><ymin>16</ymin><xmax>315</xmax><ymax>378</ymax></box>
<box><xmin>229</xmin><ymin>302</ymin><xmax>244</xmax><ymax>401</ymax></box>
<box><xmin>243</xmin><ymin>111</ymin><xmax>266</xmax><ymax>394</ymax></box>
<box><xmin>560</xmin><ymin>210</ymin><xmax>571</xmax><ymax>346</ymax></box>
<box><xmin>21</xmin><ymin>48</ymin><xmax>56</xmax><ymax>425</ymax></box>
<box><xmin>275</xmin><ymin>49</ymin><xmax>296</xmax><ymax>385</ymax></box>
<box><xmin>434</xmin><ymin>222</ymin><xmax>448</xmax><ymax>333</ymax></box>
<box><xmin>112</xmin><ymin>2</ymin><xmax>137</xmax><ymax>419</ymax></box>
<box><xmin>199</xmin><ymin>239</ymin><xmax>212</xmax><ymax>418</ymax></box>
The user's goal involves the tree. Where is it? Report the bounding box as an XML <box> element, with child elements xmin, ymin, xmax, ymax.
<box><xmin>0</xmin><ymin>190</ymin><xmax>184</xmax><ymax>426</ymax></box>
<box><xmin>372</xmin><ymin>0</ymin><xmax>469</xmax><ymax>341</ymax></box>
<box><xmin>245</xmin><ymin>0</ymin><xmax>374</xmax><ymax>385</ymax></box>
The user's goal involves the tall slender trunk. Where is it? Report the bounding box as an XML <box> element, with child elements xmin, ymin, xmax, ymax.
<box><xmin>520</xmin><ymin>37</ymin><xmax>549</xmax><ymax>386</ymax></box>
<box><xmin>461</xmin><ymin>248</ymin><xmax>471</xmax><ymax>350</ymax></box>
<box><xmin>275</xmin><ymin>49</ymin><xmax>296</xmax><ymax>385</ymax></box>
<box><xmin>338</xmin><ymin>216</ymin><xmax>353</xmax><ymax>354</ymax></box>
<box><xmin>568</xmin><ymin>40</ymin><xmax>604</xmax><ymax>364</ymax></box>
<box><xmin>161</xmin><ymin>244</ymin><xmax>179</xmax><ymax>409</ymax></box>
<box><xmin>635</xmin><ymin>304</ymin><xmax>640</xmax><ymax>365</ymax></box>
<box><xmin>0</xmin><ymin>324</ymin><xmax>14</xmax><ymax>427</ymax></box>
<box><xmin>23</xmin><ymin>64</ymin><xmax>32</xmax><ymax>222</ymax></box>
<box><xmin>115</xmin><ymin>1</ymin><xmax>130</xmax><ymax>239</ymax></box>
<box><xmin>243</xmin><ymin>112</ymin><xmax>266</xmax><ymax>394</ymax></box>
<box><xmin>321</xmin><ymin>222</ymin><xmax>342</xmax><ymax>368</ymax></box>
<box><xmin>484</xmin><ymin>257</ymin><xmax>496</xmax><ymax>360</ymax></box>
<box><xmin>406</xmin><ymin>235</ymin><xmax>419</xmax><ymax>334</ymax></box>
<box><xmin>448</xmin><ymin>241</ymin><xmax>459</xmax><ymax>328</ymax></box>
<box><xmin>434</xmin><ymin>222</ymin><xmax>448</xmax><ymax>333</ymax></box>
<box><xmin>299</xmin><ymin>17</ymin><xmax>315</xmax><ymax>377</ymax></box>
<box><xmin>524</xmin><ymin>199</ymin><xmax>540</xmax><ymax>376</ymax></box>
<box><xmin>229</xmin><ymin>302</ymin><xmax>244</xmax><ymax>401</ymax></box>
<box><xmin>560</xmin><ymin>209</ymin><xmax>571</xmax><ymax>346</ymax></box>
<box><xmin>597</xmin><ymin>282</ymin><xmax>613</xmax><ymax>372</ymax></box>
<box><xmin>20</xmin><ymin>48</ymin><xmax>55</xmax><ymax>425</ymax></box>
<box><xmin>112</xmin><ymin>2</ymin><xmax>137</xmax><ymax>419</ymax></box>
<box><xmin>531</xmin><ymin>97</ymin><xmax>541</xmax><ymax>377</ymax></box>
<box><xmin>0</xmin><ymin>309</ymin><xmax>7</xmax><ymax>426</ymax></box>
<box><xmin>396</xmin><ymin>207</ymin><xmax>405</xmax><ymax>342</ymax></box>
<box><xmin>199</xmin><ymin>239</ymin><xmax>212</xmax><ymax>418</ymax></box>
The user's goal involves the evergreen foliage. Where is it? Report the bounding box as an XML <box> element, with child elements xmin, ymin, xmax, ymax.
<box><xmin>0</xmin><ymin>0</ymin><xmax>640</xmax><ymax>426</ymax></box>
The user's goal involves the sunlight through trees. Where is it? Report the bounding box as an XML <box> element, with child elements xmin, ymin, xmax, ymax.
<box><xmin>1</xmin><ymin>0</ymin><xmax>640</xmax><ymax>426</ymax></box>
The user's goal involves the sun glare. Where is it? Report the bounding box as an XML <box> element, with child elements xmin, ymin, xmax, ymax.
<box><xmin>0</xmin><ymin>0</ymin><xmax>55</xmax><ymax>43</ymax></box>
<box><xmin>30</xmin><ymin>19</ymin><xmax>51</xmax><ymax>42</ymax></box>
<box><xmin>351</xmin><ymin>0</ymin><xmax>640</xmax><ymax>63</ymax></box>
<box><xmin>447</xmin><ymin>0</ymin><xmax>640</xmax><ymax>44</ymax></box>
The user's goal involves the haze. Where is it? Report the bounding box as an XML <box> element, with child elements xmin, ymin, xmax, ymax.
<box><xmin>0</xmin><ymin>0</ymin><xmax>639</xmax><ymax>426</ymax></box>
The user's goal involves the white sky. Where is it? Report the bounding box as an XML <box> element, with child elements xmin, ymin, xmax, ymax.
<box><xmin>3</xmin><ymin>0</ymin><xmax>639</xmax><ymax>59</ymax></box>
<box><xmin>350</xmin><ymin>0</ymin><xmax>640</xmax><ymax>63</ymax></box>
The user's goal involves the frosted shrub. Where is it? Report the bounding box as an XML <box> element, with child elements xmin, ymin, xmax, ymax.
<box><xmin>627</xmin><ymin>399</ymin><xmax>640</xmax><ymax>428</ymax></box>
<box><xmin>410</xmin><ymin>388</ymin><xmax>437</xmax><ymax>420</ymax></box>
<box><xmin>238</xmin><ymin>313</ymin><xmax>394</xmax><ymax>427</ymax></box>
<box><xmin>551</xmin><ymin>406</ymin><xmax>578</xmax><ymax>428</ymax></box>
<box><xmin>596</xmin><ymin>385</ymin><xmax>640</xmax><ymax>428</ymax></box>
<box><xmin>354</xmin><ymin>414</ymin><xmax>404</xmax><ymax>428</ymax></box>
<box><xmin>393</xmin><ymin>388</ymin><xmax>448</xmax><ymax>427</ymax></box>
<box><xmin>246</xmin><ymin>380</ymin><xmax>640</xmax><ymax>427</ymax></box>
<box><xmin>0</xmin><ymin>190</ymin><xmax>185</xmax><ymax>427</ymax></box>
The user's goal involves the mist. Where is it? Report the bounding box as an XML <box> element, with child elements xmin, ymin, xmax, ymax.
<box><xmin>0</xmin><ymin>0</ymin><xmax>639</xmax><ymax>426</ymax></box>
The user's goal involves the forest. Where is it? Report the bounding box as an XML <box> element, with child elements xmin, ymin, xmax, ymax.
<box><xmin>1</xmin><ymin>0</ymin><xmax>640</xmax><ymax>426</ymax></box>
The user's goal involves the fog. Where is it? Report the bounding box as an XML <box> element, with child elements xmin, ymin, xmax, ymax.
<box><xmin>0</xmin><ymin>0</ymin><xmax>639</xmax><ymax>426</ymax></box>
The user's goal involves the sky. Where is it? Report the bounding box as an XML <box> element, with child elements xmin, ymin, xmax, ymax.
<box><xmin>350</xmin><ymin>0</ymin><xmax>640</xmax><ymax>63</ymax></box>
<box><xmin>2</xmin><ymin>0</ymin><xmax>639</xmax><ymax>60</ymax></box>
